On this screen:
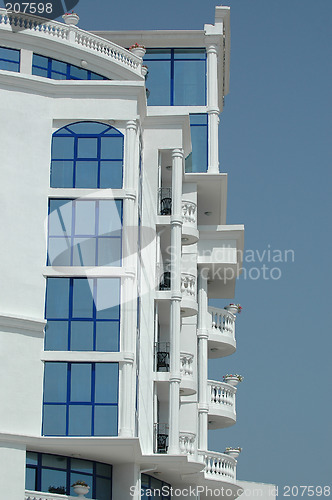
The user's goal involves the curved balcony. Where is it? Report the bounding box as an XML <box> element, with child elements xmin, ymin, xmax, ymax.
<box><xmin>0</xmin><ymin>10</ymin><xmax>143</xmax><ymax>78</ymax></box>
<box><xmin>182</xmin><ymin>200</ymin><xmax>199</xmax><ymax>245</ymax></box>
<box><xmin>179</xmin><ymin>431</ymin><xmax>196</xmax><ymax>456</ymax></box>
<box><xmin>180</xmin><ymin>273</ymin><xmax>198</xmax><ymax>317</ymax></box>
<box><xmin>199</xmin><ymin>450</ymin><xmax>237</xmax><ymax>483</ymax></box>
<box><xmin>207</xmin><ymin>380</ymin><xmax>236</xmax><ymax>429</ymax></box>
<box><xmin>208</xmin><ymin>307</ymin><xmax>236</xmax><ymax>358</ymax></box>
<box><xmin>180</xmin><ymin>351</ymin><xmax>196</xmax><ymax>396</ymax></box>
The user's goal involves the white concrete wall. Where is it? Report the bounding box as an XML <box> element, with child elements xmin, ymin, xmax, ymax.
<box><xmin>237</xmin><ymin>481</ymin><xmax>277</xmax><ymax>500</ymax></box>
<box><xmin>0</xmin><ymin>320</ymin><xmax>44</xmax><ymax>436</ymax></box>
<box><xmin>0</xmin><ymin>442</ymin><xmax>26</xmax><ymax>500</ymax></box>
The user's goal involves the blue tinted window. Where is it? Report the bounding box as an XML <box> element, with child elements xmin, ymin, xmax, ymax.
<box><xmin>45</xmin><ymin>278</ymin><xmax>70</xmax><ymax>317</ymax></box>
<box><xmin>185</xmin><ymin>114</ymin><xmax>208</xmax><ymax>173</ymax></box>
<box><xmin>25</xmin><ymin>452</ymin><xmax>112</xmax><ymax>498</ymax></box>
<box><xmin>43</xmin><ymin>363</ymin><xmax>118</xmax><ymax>436</ymax></box>
<box><xmin>144</xmin><ymin>48</ymin><xmax>206</xmax><ymax>106</ymax></box>
<box><xmin>45</xmin><ymin>278</ymin><xmax>120</xmax><ymax>352</ymax></box>
<box><xmin>32</xmin><ymin>54</ymin><xmax>108</xmax><ymax>81</ymax></box>
<box><xmin>41</xmin><ymin>468</ymin><xmax>66</xmax><ymax>493</ymax></box>
<box><xmin>0</xmin><ymin>46</ymin><xmax>20</xmax><ymax>72</ymax></box>
<box><xmin>43</xmin><ymin>363</ymin><xmax>67</xmax><ymax>403</ymax></box>
<box><xmin>70</xmin><ymin>364</ymin><xmax>92</xmax><ymax>401</ymax></box>
<box><xmin>51</xmin><ymin>122</ymin><xmax>123</xmax><ymax>189</ymax></box>
<box><xmin>42</xmin><ymin>405</ymin><xmax>67</xmax><ymax>436</ymax></box>
<box><xmin>95</xmin><ymin>363</ymin><xmax>118</xmax><ymax>403</ymax></box>
<box><xmin>141</xmin><ymin>474</ymin><xmax>172</xmax><ymax>499</ymax></box>
<box><xmin>48</xmin><ymin>199</ymin><xmax>122</xmax><ymax>267</ymax></box>
<box><xmin>94</xmin><ymin>406</ymin><xmax>118</xmax><ymax>436</ymax></box>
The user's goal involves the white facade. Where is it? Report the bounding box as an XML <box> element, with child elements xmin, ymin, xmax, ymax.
<box><xmin>0</xmin><ymin>6</ymin><xmax>274</xmax><ymax>500</ymax></box>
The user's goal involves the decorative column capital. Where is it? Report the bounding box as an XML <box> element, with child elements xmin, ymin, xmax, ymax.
<box><xmin>126</xmin><ymin>119</ymin><xmax>137</xmax><ymax>131</ymax></box>
<box><xmin>206</xmin><ymin>43</ymin><xmax>218</xmax><ymax>55</ymax></box>
<box><xmin>172</xmin><ymin>148</ymin><xmax>184</xmax><ymax>159</ymax></box>
<box><xmin>207</xmin><ymin>107</ymin><xmax>220</xmax><ymax>115</ymax></box>
<box><xmin>197</xmin><ymin>329</ymin><xmax>209</xmax><ymax>340</ymax></box>
<box><xmin>198</xmin><ymin>404</ymin><xmax>209</xmax><ymax>413</ymax></box>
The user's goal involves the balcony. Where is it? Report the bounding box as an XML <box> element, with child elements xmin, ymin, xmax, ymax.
<box><xmin>179</xmin><ymin>431</ymin><xmax>196</xmax><ymax>457</ymax></box>
<box><xmin>156</xmin><ymin>268</ymin><xmax>198</xmax><ymax>317</ymax></box>
<box><xmin>0</xmin><ymin>10</ymin><xmax>143</xmax><ymax>79</ymax></box>
<box><xmin>208</xmin><ymin>306</ymin><xmax>236</xmax><ymax>358</ymax></box>
<box><xmin>197</xmin><ymin>225</ymin><xmax>244</xmax><ymax>298</ymax></box>
<box><xmin>180</xmin><ymin>351</ymin><xmax>196</xmax><ymax>396</ymax></box>
<box><xmin>198</xmin><ymin>450</ymin><xmax>236</xmax><ymax>483</ymax></box>
<box><xmin>181</xmin><ymin>200</ymin><xmax>199</xmax><ymax>245</ymax></box>
<box><xmin>207</xmin><ymin>380</ymin><xmax>236</xmax><ymax>429</ymax></box>
<box><xmin>180</xmin><ymin>272</ymin><xmax>198</xmax><ymax>317</ymax></box>
<box><xmin>157</xmin><ymin>189</ymin><xmax>198</xmax><ymax>245</ymax></box>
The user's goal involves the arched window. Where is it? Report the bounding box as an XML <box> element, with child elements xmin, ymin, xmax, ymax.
<box><xmin>51</xmin><ymin>122</ymin><xmax>123</xmax><ymax>189</ymax></box>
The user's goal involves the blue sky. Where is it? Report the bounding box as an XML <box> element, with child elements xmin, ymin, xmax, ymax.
<box><xmin>9</xmin><ymin>0</ymin><xmax>330</xmax><ymax>494</ymax></box>
<box><xmin>76</xmin><ymin>0</ymin><xmax>332</xmax><ymax>494</ymax></box>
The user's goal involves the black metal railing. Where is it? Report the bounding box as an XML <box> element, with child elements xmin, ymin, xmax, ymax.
<box><xmin>155</xmin><ymin>342</ymin><xmax>170</xmax><ymax>372</ymax></box>
<box><xmin>154</xmin><ymin>423</ymin><xmax>169</xmax><ymax>454</ymax></box>
<box><xmin>158</xmin><ymin>187</ymin><xmax>172</xmax><ymax>215</ymax></box>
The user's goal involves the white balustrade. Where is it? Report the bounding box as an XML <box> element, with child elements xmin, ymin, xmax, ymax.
<box><xmin>179</xmin><ymin>432</ymin><xmax>196</xmax><ymax>455</ymax></box>
<box><xmin>208</xmin><ymin>306</ymin><xmax>235</xmax><ymax>339</ymax></box>
<box><xmin>180</xmin><ymin>352</ymin><xmax>194</xmax><ymax>377</ymax></box>
<box><xmin>25</xmin><ymin>492</ymin><xmax>81</xmax><ymax>500</ymax></box>
<box><xmin>182</xmin><ymin>201</ymin><xmax>197</xmax><ymax>226</ymax></box>
<box><xmin>181</xmin><ymin>273</ymin><xmax>196</xmax><ymax>299</ymax></box>
<box><xmin>208</xmin><ymin>380</ymin><xmax>236</xmax><ymax>407</ymax></box>
<box><xmin>199</xmin><ymin>451</ymin><xmax>236</xmax><ymax>480</ymax></box>
<box><xmin>0</xmin><ymin>10</ymin><xmax>141</xmax><ymax>73</ymax></box>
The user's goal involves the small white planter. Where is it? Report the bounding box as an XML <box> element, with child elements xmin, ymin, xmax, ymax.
<box><xmin>73</xmin><ymin>485</ymin><xmax>90</xmax><ymax>498</ymax></box>
<box><xmin>224</xmin><ymin>376</ymin><xmax>239</xmax><ymax>387</ymax></box>
<box><xmin>129</xmin><ymin>46</ymin><xmax>146</xmax><ymax>58</ymax></box>
<box><xmin>225</xmin><ymin>449</ymin><xmax>241</xmax><ymax>459</ymax></box>
<box><xmin>62</xmin><ymin>13</ymin><xmax>79</xmax><ymax>25</ymax></box>
<box><xmin>224</xmin><ymin>305</ymin><xmax>239</xmax><ymax>315</ymax></box>
<box><xmin>141</xmin><ymin>65</ymin><xmax>148</xmax><ymax>77</ymax></box>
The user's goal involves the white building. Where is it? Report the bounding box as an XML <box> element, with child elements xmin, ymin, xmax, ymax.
<box><xmin>0</xmin><ymin>5</ymin><xmax>275</xmax><ymax>500</ymax></box>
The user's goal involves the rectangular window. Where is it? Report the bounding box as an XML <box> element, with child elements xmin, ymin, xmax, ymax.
<box><xmin>47</xmin><ymin>199</ymin><xmax>122</xmax><ymax>267</ymax></box>
<box><xmin>0</xmin><ymin>46</ymin><xmax>20</xmax><ymax>72</ymax></box>
<box><xmin>185</xmin><ymin>114</ymin><xmax>209</xmax><ymax>173</ymax></box>
<box><xmin>45</xmin><ymin>278</ymin><xmax>120</xmax><ymax>352</ymax></box>
<box><xmin>43</xmin><ymin>362</ymin><xmax>119</xmax><ymax>436</ymax></box>
<box><xmin>144</xmin><ymin>48</ymin><xmax>206</xmax><ymax>106</ymax></box>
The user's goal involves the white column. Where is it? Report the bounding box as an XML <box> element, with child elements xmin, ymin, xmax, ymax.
<box><xmin>206</xmin><ymin>43</ymin><xmax>220</xmax><ymax>174</ymax></box>
<box><xmin>119</xmin><ymin>120</ymin><xmax>138</xmax><ymax>438</ymax></box>
<box><xmin>197</xmin><ymin>268</ymin><xmax>209</xmax><ymax>451</ymax></box>
<box><xmin>20</xmin><ymin>49</ymin><xmax>32</xmax><ymax>74</ymax></box>
<box><xmin>168</xmin><ymin>148</ymin><xmax>183</xmax><ymax>454</ymax></box>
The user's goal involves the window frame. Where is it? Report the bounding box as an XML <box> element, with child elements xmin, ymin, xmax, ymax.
<box><xmin>43</xmin><ymin>362</ymin><xmax>119</xmax><ymax>437</ymax></box>
<box><xmin>47</xmin><ymin>199</ymin><xmax>123</xmax><ymax>268</ymax></box>
<box><xmin>0</xmin><ymin>46</ymin><xmax>20</xmax><ymax>72</ymax></box>
<box><xmin>44</xmin><ymin>277</ymin><xmax>121</xmax><ymax>352</ymax></box>
<box><xmin>26</xmin><ymin>451</ymin><xmax>112</xmax><ymax>498</ymax></box>
<box><xmin>144</xmin><ymin>48</ymin><xmax>207</xmax><ymax>106</ymax></box>
<box><xmin>32</xmin><ymin>54</ymin><xmax>108</xmax><ymax>81</ymax></box>
<box><xmin>50</xmin><ymin>122</ymin><xmax>124</xmax><ymax>189</ymax></box>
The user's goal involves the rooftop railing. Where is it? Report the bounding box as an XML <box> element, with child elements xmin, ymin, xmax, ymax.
<box><xmin>0</xmin><ymin>9</ymin><xmax>142</xmax><ymax>74</ymax></box>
